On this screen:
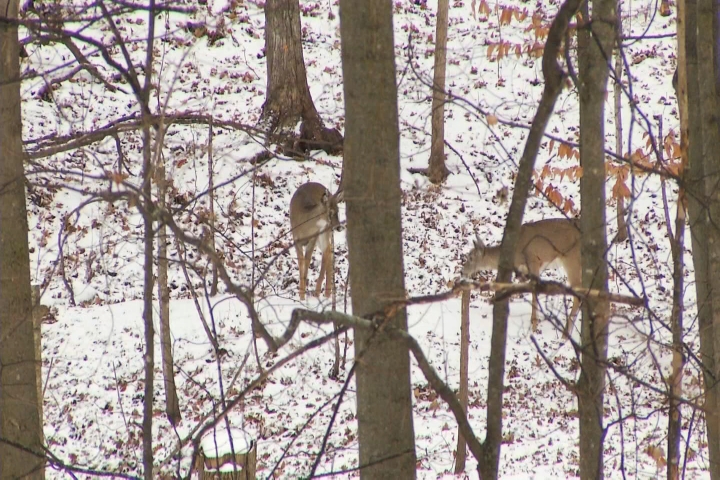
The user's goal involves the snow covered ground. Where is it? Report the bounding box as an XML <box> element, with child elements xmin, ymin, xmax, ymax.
<box><xmin>20</xmin><ymin>0</ymin><xmax>699</xmax><ymax>477</ymax></box>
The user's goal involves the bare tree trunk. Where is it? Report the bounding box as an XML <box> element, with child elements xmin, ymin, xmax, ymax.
<box><xmin>478</xmin><ymin>0</ymin><xmax>583</xmax><ymax>476</ymax></box>
<box><xmin>140</xmin><ymin>131</ymin><xmax>155</xmax><ymax>479</ymax></box>
<box><xmin>339</xmin><ymin>1</ymin><xmax>417</xmax><ymax>477</ymax></box>
<box><xmin>427</xmin><ymin>0</ymin><xmax>450</xmax><ymax>184</ymax></box>
<box><xmin>666</xmin><ymin>162</ymin><xmax>686</xmax><ymax>480</ymax></box>
<box><xmin>656</xmin><ymin>105</ymin><xmax>686</xmax><ymax>480</ymax></box>
<box><xmin>613</xmin><ymin>11</ymin><xmax>627</xmax><ymax>243</ymax></box>
<box><xmin>667</xmin><ymin>5</ymin><xmax>690</xmax><ymax>479</ymax></box>
<box><xmin>677</xmin><ymin>3</ymin><xmax>718</xmax><ymax>477</ymax></box>
<box><xmin>330</xmin><ymin>231</ymin><xmax>342</xmax><ymax>380</ymax></box>
<box><xmin>576</xmin><ymin>0</ymin><xmax>615</xmax><ymax>477</ymax></box>
<box><xmin>208</xmin><ymin>121</ymin><xmax>218</xmax><ymax>296</ymax></box>
<box><xmin>140</xmin><ymin>3</ymin><xmax>157</xmax><ymax>478</ymax></box>
<box><xmin>696</xmin><ymin>0</ymin><xmax>720</xmax><ymax>475</ymax></box>
<box><xmin>261</xmin><ymin>0</ymin><xmax>342</xmax><ymax>155</ymax></box>
<box><xmin>31</xmin><ymin>285</ymin><xmax>46</xmax><ymax>447</ymax></box>
<box><xmin>156</xmin><ymin>134</ymin><xmax>181</xmax><ymax>426</ymax></box>
<box><xmin>0</xmin><ymin>1</ymin><xmax>45</xmax><ymax>476</ymax></box>
<box><xmin>454</xmin><ymin>290</ymin><xmax>470</xmax><ymax>473</ymax></box>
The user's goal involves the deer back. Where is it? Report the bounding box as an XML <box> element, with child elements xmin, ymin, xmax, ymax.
<box><xmin>515</xmin><ymin>219</ymin><xmax>580</xmax><ymax>271</ymax></box>
<box><xmin>463</xmin><ymin>218</ymin><xmax>580</xmax><ymax>277</ymax></box>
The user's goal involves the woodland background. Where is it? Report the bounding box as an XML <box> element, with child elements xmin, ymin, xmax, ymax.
<box><xmin>0</xmin><ymin>0</ymin><xmax>707</xmax><ymax>478</ymax></box>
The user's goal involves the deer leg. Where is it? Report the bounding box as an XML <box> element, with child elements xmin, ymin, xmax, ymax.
<box><xmin>295</xmin><ymin>244</ymin><xmax>306</xmax><ymax>300</ymax></box>
<box><xmin>565</xmin><ymin>297</ymin><xmax>581</xmax><ymax>338</ymax></box>
<box><xmin>565</xmin><ymin>263</ymin><xmax>582</xmax><ymax>338</ymax></box>
<box><xmin>529</xmin><ymin>263</ymin><xmax>541</xmax><ymax>332</ymax></box>
<box><xmin>325</xmin><ymin>243</ymin><xmax>334</xmax><ymax>298</ymax></box>
<box><xmin>315</xmin><ymin>246</ymin><xmax>328</xmax><ymax>297</ymax></box>
<box><xmin>329</xmin><ymin>236</ymin><xmax>340</xmax><ymax>378</ymax></box>
<box><xmin>531</xmin><ymin>291</ymin><xmax>539</xmax><ymax>332</ymax></box>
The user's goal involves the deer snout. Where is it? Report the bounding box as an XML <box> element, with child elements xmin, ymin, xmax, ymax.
<box><xmin>461</xmin><ymin>252</ymin><xmax>483</xmax><ymax>278</ymax></box>
<box><xmin>329</xmin><ymin>210</ymin><xmax>343</xmax><ymax>232</ymax></box>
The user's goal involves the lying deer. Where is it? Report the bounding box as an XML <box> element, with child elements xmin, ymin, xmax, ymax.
<box><xmin>462</xmin><ymin>218</ymin><xmax>582</xmax><ymax>335</ymax></box>
<box><xmin>289</xmin><ymin>182</ymin><xmax>342</xmax><ymax>300</ymax></box>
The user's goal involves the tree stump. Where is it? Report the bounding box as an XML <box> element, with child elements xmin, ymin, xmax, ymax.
<box><xmin>194</xmin><ymin>429</ymin><xmax>256</xmax><ymax>480</ymax></box>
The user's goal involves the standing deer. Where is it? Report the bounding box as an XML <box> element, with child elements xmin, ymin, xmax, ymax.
<box><xmin>289</xmin><ymin>182</ymin><xmax>342</xmax><ymax>300</ymax></box>
<box><xmin>462</xmin><ymin>218</ymin><xmax>582</xmax><ymax>335</ymax></box>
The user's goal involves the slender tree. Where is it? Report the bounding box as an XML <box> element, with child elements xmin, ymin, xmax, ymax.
<box><xmin>261</xmin><ymin>0</ymin><xmax>342</xmax><ymax>155</ymax></box>
<box><xmin>156</xmin><ymin>125</ymin><xmax>181</xmax><ymax>426</ymax></box>
<box><xmin>613</xmin><ymin>13</ymin><xmax>627</xmax><ymax>242</ymax></box>
<box><xmin>0</xmin><ymin>0</ymin><xmax>45</xmax><ymax>476</ymax></box>
<box><xmin>339</xmin><ymin>0</ymin><xmax>417</xmax><ymax>477</ymax></box>
<box><xmin>427</xmin><ymin>0</ymin><xmax>451</xmax><ymax>184</ymax></box>
<box><xmin>576</xmin><ymin>0</ymin><xmax>615</xmax><ymax>477</ymax></box>
<box><xmin>667</xmin><ymin>5</ymin><xmax>689</xmax><ymax>480</ymax></box>
<box><xmin>478</xmin><ymin>0</ymin><xmax>583</xmax><ymax>476</ymax></box>
<box><xmin>454</xmin><ymin>291</ymin><xmax>470</xmax><ymax>473</ymax></box>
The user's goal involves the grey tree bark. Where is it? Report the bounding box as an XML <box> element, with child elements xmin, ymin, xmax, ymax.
<box><xmin>695</xmin><ymin>0</ymin><xmax>720</xmax><ymax>476</ymax></box>
<box><xmin>669</xmin><ymin>0</ymin><xmax>720</xmax><ymax>474</ymax></box>
<box><xmin>261</xmin><ymin>0</ymin><xmax>343</xmax><ymax>155</ymax></box>
<box><xmin>612</xmin><ymin>14</ymin><xmax>627</xmax><ymax>243</ymax></box>
<box><xmin>156</xmin><ymin>131</ymin><xmax>181</xmax><ymax>426</ymax></box>
<box><xmin>0</xmin><ymin>0</ymin><xmax>45</xmax><ymax>476</ymax></box>
<box><xmin>138</xmin><ymin>3</ymin><xmax>157</xmax><ymax>478</ymax></box>
<box><xmin>576</xmin><ymin>0</ymin><xmax>615</xmax><ymax>478</ymax></box>
<box><xmin>208</xmin><ymin>122</ymin><xmax>219</xmax><ymax>296</ymax></box>
<box><xmin>667</xmin><ymin>4</ymin><xmax>690</xmax><ymax>479</ymax></box>
<box><xmin>140</xmin><ymin>99</ymin><xmax>156</xmax><ymax>480</ymax></box>
<box><xmin>679</xmin><ymin>6</ymin><xmax>715</xmax><ymax>476</ymax></box>
<box><xmin>31</xmin><ymin>285</ymin><xmax>47</xmax><ymax>448</ymax></box>
<box><xmin>454</xmin><ymin>290</ymin><xmax>470</xmax><ymax>473</ymax></box>
<box><xmin>339</xmin><ymin>1</ymin><xmax>417</xmax><ymax>477</ymax></box>
<box><xmin>427</xmin><ymin>0</ymin><xmax>451</xmax><ymax>184</ymax></box>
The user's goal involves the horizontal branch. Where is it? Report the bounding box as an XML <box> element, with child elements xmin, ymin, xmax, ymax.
<box><xmin>480</xmin><ymin>279</ymin><xmax>645</xmax><ymax>307</ymax></box>
<box><xmin>377</xmin><ymin>278</ymin><xmax>645</xmax><ymax>312</ymax></box>
<box><xmin>25</xmin><ymin>112</ymin><xmax>263</xmax><ymax>159</ymax></box>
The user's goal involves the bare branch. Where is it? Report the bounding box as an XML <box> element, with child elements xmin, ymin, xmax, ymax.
<box><xmin>25</xmin><ymin>113</ymin><xmax>262</xmax><ymax>159</ymax></box>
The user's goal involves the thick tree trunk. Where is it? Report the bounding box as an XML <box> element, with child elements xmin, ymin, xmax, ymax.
<box><xmin>680</xmin><ymin>0</ymin><xmax>720</xmax><ymax>475</ymax></box>
<box><xmin>0</xmin><ymin>0</ymin><xmax>45</xmax><ymax>476</ymax></box>
<box><xmin>427</xmin><ymin>0</ymin><xmax>451</xmax><ymax>184</ymax></box>
<box><xmin>576</xmin><ymin>0</ymin><xmax>615</xmax><ymax>478</ymax></box>
<box><xmin>261</xmin><ymin>0</ymin><xmax>342</xmax><ymax>155</ymax></box>
<box><xmin>696</xmin><ymin>0</ymin><xmax>720</xmax><ymax>476</ymax></box>
<box><xmin>339</xmin><ymin>1</ymin><xmax>417</xmax><ymax>478</ymax></box>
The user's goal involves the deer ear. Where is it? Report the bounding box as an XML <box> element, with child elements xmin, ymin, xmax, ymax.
<box><xmin>473</xmin><ymin>235</ymin><xmax>485</xmax><ymax>250</ymax></box>
<box><xmin>321</xmin><ymin>191</ymin><xmax>329</xmax><ymax>206</ymax></box>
